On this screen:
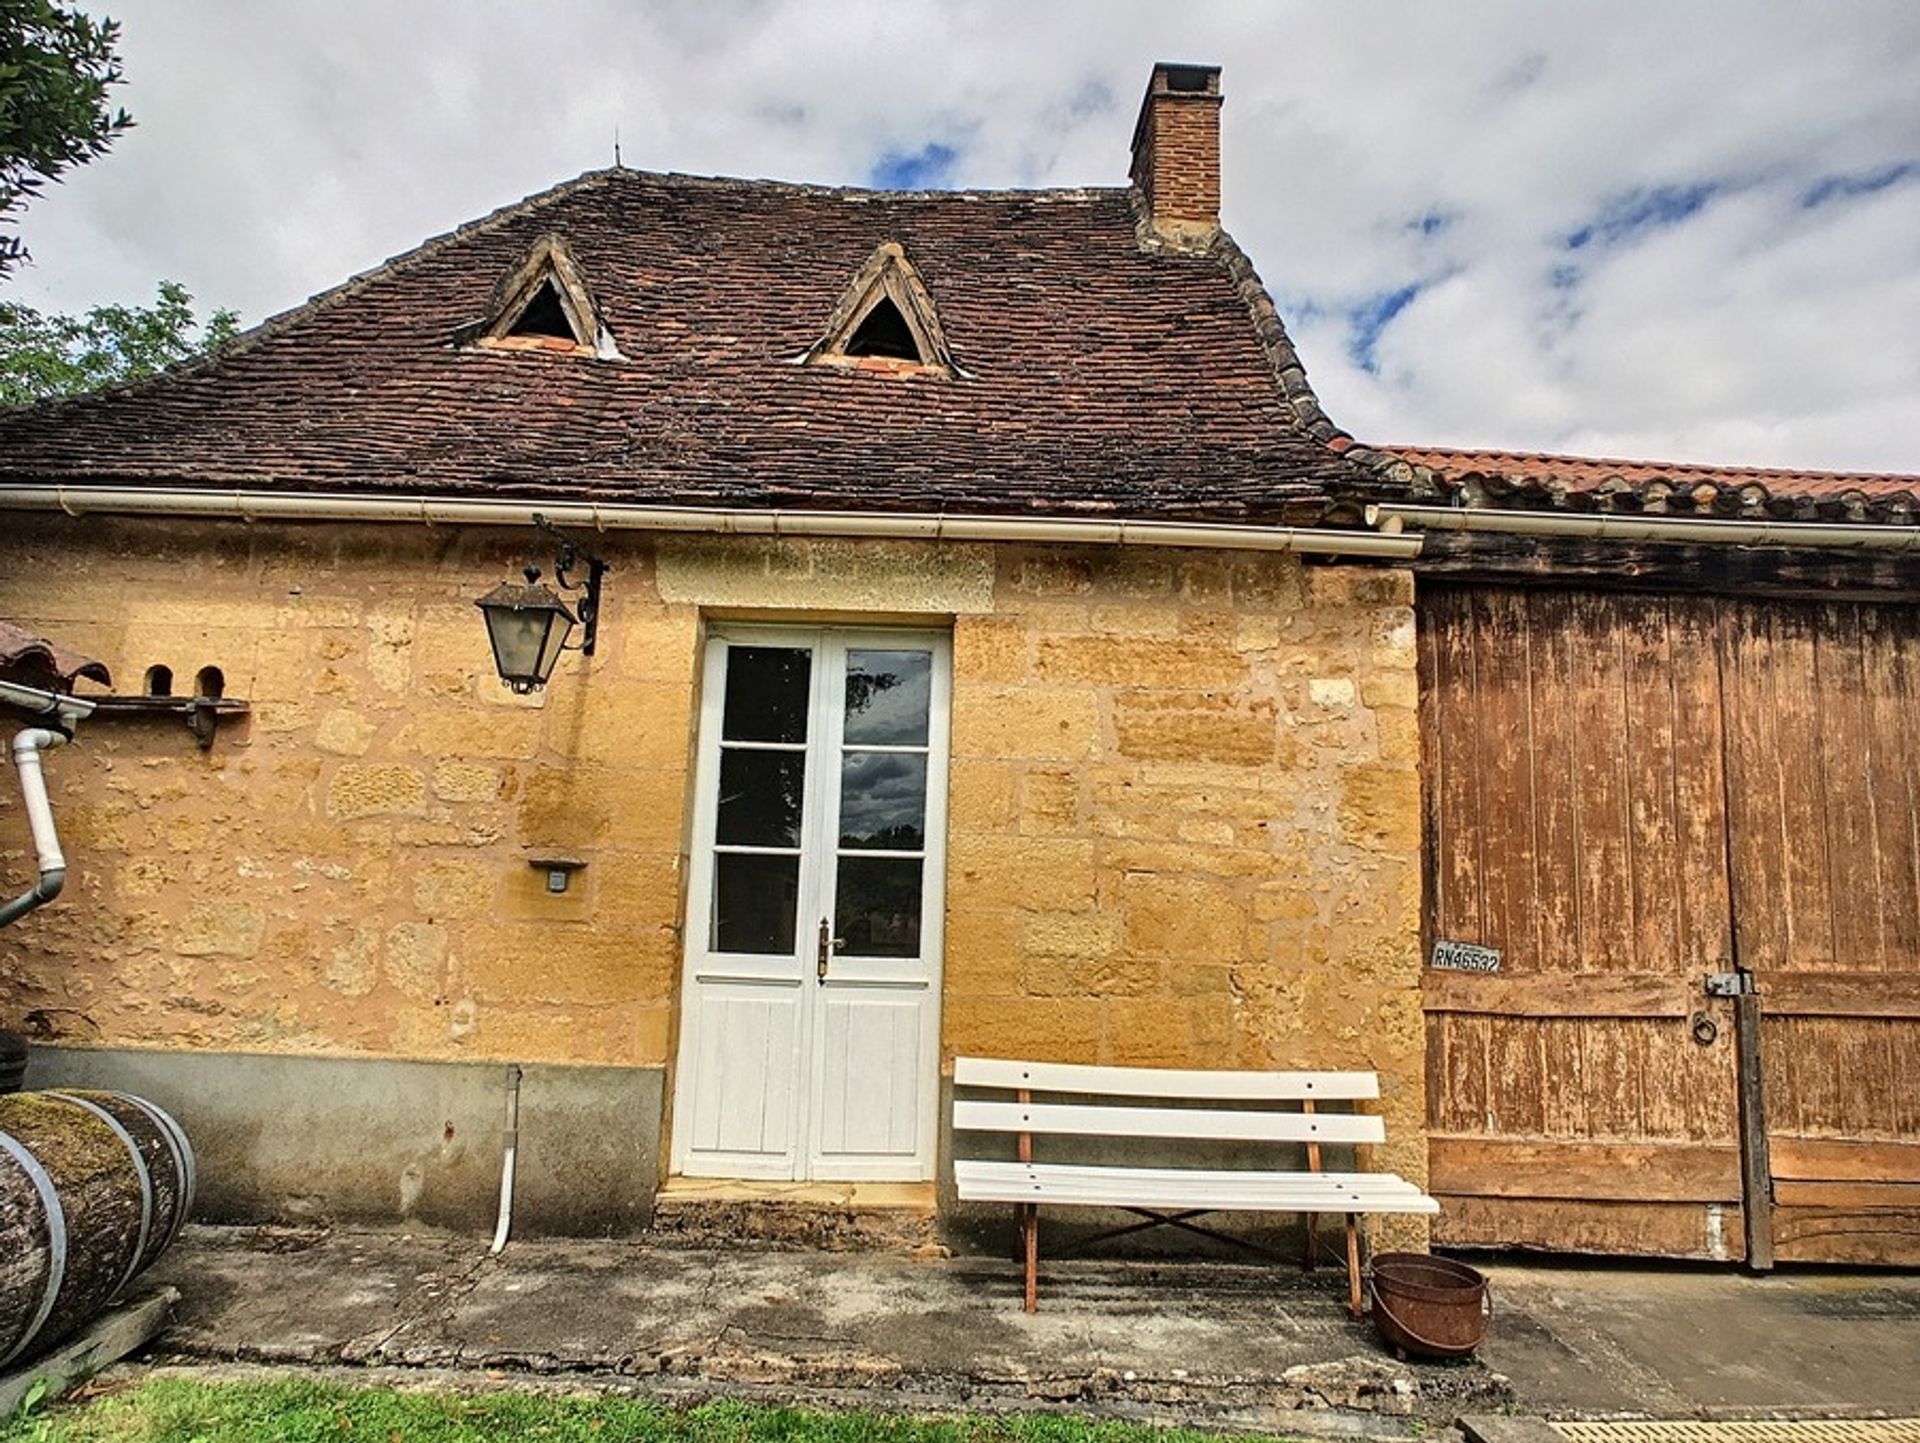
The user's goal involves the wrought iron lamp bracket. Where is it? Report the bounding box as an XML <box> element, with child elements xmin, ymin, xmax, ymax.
<box><xmin>531</xmin><ymin>514</ymin><xmax>608</xmax><ymax>657</ymax></box>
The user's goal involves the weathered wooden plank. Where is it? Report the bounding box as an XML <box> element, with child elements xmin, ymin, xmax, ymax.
<box><xmin>1818</xmin><ymin>605</ymin><xmax>1885</xmax><ymax>973</ymax></box>
<box><xmin>1428</xmin><ymin>1135</ymin><xmax>1742</xmax><ymax>1202</ymax></box>
<box><xmin>1421</xmin><ymin>970</ymin><xmax>1690</xmax><ymax>1017</ymax></box>
<box><xmin>1773</xmin><ymin>1180</ymin><xmax>1920</xmax><ymax>1209</ymax></box>
<box><xmin>1428</xmin><ymin>588</ymin><xmax>1484</xmax><ymax>948</ymax></box>
<box><xmin>1434</xmin><ymin>1194</ymin><xmax>1741</xmax><ymax>1260</ymax></box>
<box><xmin>1772</xmin><ymin>1206</ymin><xmax>1920</xmax><ymax>1265</ymax></box>
<box><xmin>1621</xmin><ymin>596</ymin><xmax>1682</xmax><ymax>974</ymax></box>
<box><xmin>1756</xmin><ymin>970</ymin><xmax>1920</xmax><ymax>1017</ymax></box>
<box><xmin>1572</xmin><ymin>594</ymin><xmax>1637</xmax><ymax>975</ymax></box>
<box><xmin>1775</xmin><ymin>603</ymin><xmax>1840</xmax><ymax>970</ymax></box>
<box><xmin>1771</xmin><ymin>1136</ymin><xmax>1920</xmax><ymax>1184</ymax></box>
<box><xmin>1720</xmin><ymin>602</ymin><xmax>1790</xmax><ymax>974</ymax></box>
<box><xmin>1408</xmin><ymin>530</ymin><xmax>1920</xmax><ymax>598</ymax></box>
<box><xmin>1526</xmin><ymin>590</ymin><xmax>1581</xmax><ymax>975</ymax></box>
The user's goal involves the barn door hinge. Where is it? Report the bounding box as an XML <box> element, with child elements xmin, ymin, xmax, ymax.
<box><xmin>1704</xmin><ymin>969</ymin><xmax>1756</xmax><ymax>997</ymax></box>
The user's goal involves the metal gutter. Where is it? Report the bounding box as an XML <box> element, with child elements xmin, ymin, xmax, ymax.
<box><xmin>0</xmin><ymin>679</ymin><xmax>97</xmax><ymax>730</ymax></box>
<box><xmin>0</xmin><ymin>485</ymin><xmax>1424</xmax><ymax>559</ymax></box>
<box><xmin>1368</xmin><ymin>503</ymin><xmax>1920</xmax><ymax>552</ymax></box>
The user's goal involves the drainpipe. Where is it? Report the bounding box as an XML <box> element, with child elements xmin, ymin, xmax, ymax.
<box><xmin>0</xmin><ymin>680</ymin><xmax>95</xmax><ymax>929</ymax></box>
<box><xmin>489</xmin><ymin>1063</ymin><xmax>522</xmax><ymax>1255</ymax></box>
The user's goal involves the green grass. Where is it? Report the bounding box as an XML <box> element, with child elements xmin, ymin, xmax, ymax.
<box><xmin>3</xmin><ymin>1376</ymin><xmax>1269</xmax><ymax>1443</ymax></box>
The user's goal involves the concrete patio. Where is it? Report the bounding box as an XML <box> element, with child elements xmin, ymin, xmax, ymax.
<box><xmin>132</xmin><ymin>1226</ymin><xmax>1920</xmax><ymax>1433</ymax></box>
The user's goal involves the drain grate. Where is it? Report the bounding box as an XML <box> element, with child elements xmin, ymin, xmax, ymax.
<box><xmin>1555</xmin><ymin>1423</ymin><xmax>1920</xmax><ymax>1443</ymax></box>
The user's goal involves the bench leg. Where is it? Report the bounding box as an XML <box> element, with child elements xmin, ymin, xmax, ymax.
<box><xmin>1345</xmin><ymin>1212</ymin><xmax>1364</xmax><ymax>1320</ymax></box>
<box><xmin>1023</xmin><ymin>1203</ymin><xmax>1039</xmax><ymax>1315</ymax></box>
<box><xmin>1304</xmin><ymin>1212</ymin><xmax>1319</xmax><ymax>1271</ymax></box>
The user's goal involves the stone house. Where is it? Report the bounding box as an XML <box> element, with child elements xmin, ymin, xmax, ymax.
<box><xmin>0</xmin><ymin>65</ymin><xmax>1432</xmax><ymax>1240</ymax></box>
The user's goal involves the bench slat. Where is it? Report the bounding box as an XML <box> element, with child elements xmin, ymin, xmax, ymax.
<box><xmin>955</xmin><ymin>1160</ymin><xmax>1438</xmax><ymax>1214</ymax></box>
<box><xmin>954</xmin><ymin>1057</ymin><xmax>1379</xmax><ymax>1101</ymax></box>
<box><xmin>953</xmin><ymin>1098</ymin><xmax>1386</xmax><ymax>1144</ymax></box>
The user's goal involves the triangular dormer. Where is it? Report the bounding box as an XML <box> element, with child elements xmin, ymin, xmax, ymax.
<box><xmin>464</xmin><ymin>235</ymin><xmax>620</xmax><ymax>359</ymax></box>
<box><xmin>805</xmin><ymin>242</ymin><xmax>955</xmax><ymax>377</ymax></box>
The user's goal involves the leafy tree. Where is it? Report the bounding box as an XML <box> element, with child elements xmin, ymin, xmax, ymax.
<box><xmin>0</xmin><ymin>279</ymin><xmax>239</xmax><ymax>406</ymax></box>
<box><xmin>1</xmin><ymin>0</ymin><xmax>132</xmax><ymax>278</ymax></box>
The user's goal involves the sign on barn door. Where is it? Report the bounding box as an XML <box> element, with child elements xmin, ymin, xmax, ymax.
<box><xmin>1420</xmin><ymin>587</ymin><xmax>1920</xmax><ymax>1265</ymax></box>
<box><xmin>670</xmin><ymin>625</ymin><xmax>951</xmax><ymax>1183</ymax></box>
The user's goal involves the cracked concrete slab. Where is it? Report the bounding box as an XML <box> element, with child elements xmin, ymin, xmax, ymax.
<box><xmin>145</xmin><ymin>1226</ymin><xmax>1503</xmax><ymax>1426</ymax></box>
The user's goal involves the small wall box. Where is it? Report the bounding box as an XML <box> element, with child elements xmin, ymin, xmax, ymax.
<box><xmin>529</xmin><ymin>857</ymin><xmax>587</xmax><ymax>894</ymax></box>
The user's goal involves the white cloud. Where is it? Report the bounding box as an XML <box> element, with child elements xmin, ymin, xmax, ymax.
<box><xmin>9</xmin><ymin>0</ymin><xmax>1919</xmax><ymax>471</ymax></box>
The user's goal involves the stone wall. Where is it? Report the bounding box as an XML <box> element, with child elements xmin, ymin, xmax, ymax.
<box><xmin>0</xmin><ymin>514</ymin><xmax>1423</xmax><ymax>1232</ymax></box>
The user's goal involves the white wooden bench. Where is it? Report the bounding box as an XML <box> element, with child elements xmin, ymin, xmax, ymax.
<box><xmin>952</xmin><ymin>1056</ymin><xmax>1438</xmax><ymax>1316</ymax></box>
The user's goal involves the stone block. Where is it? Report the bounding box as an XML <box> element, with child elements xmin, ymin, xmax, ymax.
<box><xmin>326</xmin><ymin>764</ymin><xmax>427</xmax><ymax>820</ymax></box>
<box><xmin>1120</xmin><ymin>872</ymin><xmax>1246</xmax><ymax>961</ymax></box>
<box><xmin>413</xmin><ymin>858</ymin><xmax>497</xmax><ymax>918</ymax></box>
<box><xmin>1359</xmin><ymin>670</ymin><xmax>1418</xmax><ymax>710</ymax></box>
<box><xmin>947</xmin><ymin>761</ymin><xmax>1017</xmax><ymax>831</ymax></box>
<box><xmin>433</xmin><ymin>760</ymin><xmax>503</xmax><ymax>803</ymax></box>
<box><xmin>948</xmin><ymin>835</ymin><xmax>1097</xmax><ymax>912</ymax></box>
<box><xmin>1113</xmin><ymin>694</ymin><xmax>1276</xmax><ymax>765</ymax></box>
<box><xmin>943</xmin><ymin>996</ymin><xmax>1101</xmax><ymax>1061</ymax></box>
<box><xmin>1019</xmin><ymin>909</ymin><xmax>1123</xmax><ymax>959</ymax></box>
<box><xmin>174</xmin><ymin>903</ymin><xmax>265</xmax><ymax>958</ymax></box>
<box><xmin>1018</xmin><ymin>769</ymin><xmax>1081</xmax><ymax>834</ymax></box>
<box><xmin>1338</xmin><ymin>763</ymin><xmax>1421</xmax><ymax>851</ymax></box>
<box><xmin>1033</xmin><ymin>636</ymin><xmax>1246</xmax><ymax>689</ymax></box>
<box><xmin>315</xmin><ymin>709</ymin><xmax>377</xmax><ymax>757</ymax></box>
<box><xmin>1019</xmin><ymin>954</ymin><xmax>1156</xmax><ymax>998</ymax></box>
<box><xmin>950</xmin><ymin>687</ymin><xmax>1098</xmax><ymax>762</ymax></box>
<box><xmin>952</xmin><ymin>616</ymin><xmax>1029</xmax><ymax>683</ymax></box>
<box><xmin>385</xmin><ymin>922</ymin><xmax>449</xmax><ymax>998</ymax></box>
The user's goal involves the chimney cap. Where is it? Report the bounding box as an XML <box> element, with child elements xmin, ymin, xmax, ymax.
<box><xmin>1148</xmin><ymin>62</ymin><xmax>1222</xmax><ymax>95</ymax></box>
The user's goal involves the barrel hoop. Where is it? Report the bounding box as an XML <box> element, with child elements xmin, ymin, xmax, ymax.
<box><xmin>119</xmin><ymin>1094</ymin><xmax>194</xmax><ymax>1247</ymax></box>
<box><xmin>0</xmin><ymin>1129</ymin><xmax>67</xmax><ymax>1370</ymax></box>
<box><xmin>46</xmin><ymin>1092</ymin><xmax>152</xmax><ymax>1300</ymax></box>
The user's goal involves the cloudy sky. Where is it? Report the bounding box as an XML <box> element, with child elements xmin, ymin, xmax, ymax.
<box><xmin>10</xmin><ymin>1</ymin><xmax>1920</xmax><ymax>471</ymax></box>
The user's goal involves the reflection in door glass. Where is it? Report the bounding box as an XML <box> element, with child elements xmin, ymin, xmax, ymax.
<box><xmin>724</xmin><ymin>647</ymin><xmax>812</xmax><ymax>744</ymax></box>
<box><xmin>838</xmin><ymin>752</ymin><xmax>927</xmax><ymax>849</ymax></box>
<box><xmin>844</xmin><ymin>650</ymin><xmax>931</xmax><ymax>745</ymax></box>
<box><xmin>835</xmin><ymin>855</ymin><xmax>922</xmax><ymax>957</ymax></box>
<box><xmin>713</xmin><ymin>852</ymin><xmax>800</xmax><ymax>953</ymax></box>
<box><xmin>718</xmin><ymin>749</ymin><xmax>806</xmax><ymax>847</ymax></box>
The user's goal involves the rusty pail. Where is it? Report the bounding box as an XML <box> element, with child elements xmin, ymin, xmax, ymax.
<box><xmin>1368</xmin><ymin>1252</ymin><xmax>1489</xmax><ymax>1360</ymax></box>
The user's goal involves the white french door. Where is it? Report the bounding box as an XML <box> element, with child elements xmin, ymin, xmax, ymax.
<box><xmin>670</xmin><ymin>625</ymin><xmax>950</xmax><ymax>1182</ymax></box>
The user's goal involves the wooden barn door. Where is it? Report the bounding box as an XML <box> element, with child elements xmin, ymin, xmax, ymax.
<box><xmin>1720</xmin><ymin>601</ymin><xmax>1920</xmax><ymax>1264</ymax></box>
<box><xmin>1422</xmin><ymin>586</ymin><xmax>1920</xmax><ymax>1264</ymax></box>
<box><xmin>1420</xmin><ymin>589</ymin><xmax>1746</xmax><ymax>1259</ymax></box>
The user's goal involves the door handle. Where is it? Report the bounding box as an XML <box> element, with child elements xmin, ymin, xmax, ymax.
<box><xmin>815</xmin><ymin>918</ymin><xmax>845</xmax><ymax>983</ymax></box>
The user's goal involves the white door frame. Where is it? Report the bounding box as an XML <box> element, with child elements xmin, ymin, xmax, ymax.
<box><xmin>669</xmin><ymin>622</ymin><xmax>950</xmax><ymax>1182</ymax></box>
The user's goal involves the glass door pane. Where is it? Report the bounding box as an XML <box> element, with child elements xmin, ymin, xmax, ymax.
<box><xmin>831</xmin><ymin>648</ymin><xmax>932</xmax><ymax>960</ymax></box>
<box><xmin>710</xmin><ymin>644</ymin><xmax>812</xmax><ymax>955</ymax></box>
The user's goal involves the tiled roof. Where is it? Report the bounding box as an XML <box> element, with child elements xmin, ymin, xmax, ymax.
<box><xmin>1387</xmin><ymin>446</ymin><xmax>1920</xmax><ymax>523</ymax></box>
<box><xmin>0</xmin><ymin>621</ymin><xmax>110</xmax><ymax>692</ymax></box>
<box><xmin>0</xmin><ymin>169</ymin><xmax>1394</xmax><ymax>525</ymax></box>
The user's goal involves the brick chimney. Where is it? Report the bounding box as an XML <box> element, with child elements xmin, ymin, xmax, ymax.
<box><xmin>1130</xmin><ymin>62</ymin><xmax>1223</xmax><ymax>248</ymax></box>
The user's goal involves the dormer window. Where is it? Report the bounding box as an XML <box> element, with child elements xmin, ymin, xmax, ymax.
<box><xmin>461</xmin><ymin>235</ymin><xmax>621</xmax><ymax>359</ymax></box>
<box><xmin>805</xmin><ymin>242</ymin><xmax>955</xmax><ymax>377</ymax></box>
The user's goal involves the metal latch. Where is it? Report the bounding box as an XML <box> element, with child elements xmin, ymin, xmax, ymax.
<box><xmin>815</xmin><ymin>918</ymin><xmax>844</xmax><ymax>983</ymax></box>
<box><xmin>1704</xmin><ymin>970</ymin><xmax>1756</xmax><ymax>997</ymax></box>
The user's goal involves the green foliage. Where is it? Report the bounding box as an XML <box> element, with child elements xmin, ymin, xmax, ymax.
<box><xmin>0</xmin><ymin>279</ymin><xmax>239</xmax><ymax>406</ymax></box>
<box><xmin>0</xmin><ymin>0</ymin><xmax>131</xmax><ymax>277</ymax></box>
<box><xmin>0</xmin><ymin>1376</ymin><xmax>1272</xmax><ymax>1443</ymax></box>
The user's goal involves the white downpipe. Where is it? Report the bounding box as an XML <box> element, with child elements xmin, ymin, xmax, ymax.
<box><xmin>489</xmin><ymin>1064</ymin><xmax>522</xmax><ymax>1255</ymax></box>
<box><xmin>0</xmin><ymin>484</ymin><xmax>1424</xmax><ymax>559</ymax></box>
<box><xmin>1368</xmin><ymin>502</ymin><xmax>1920</xmax><ymax>551</ymax></box>
<box><xmin>1</xmin><ymin>729</ymin><xmax>69</xmax><ymax>928</ymax></box>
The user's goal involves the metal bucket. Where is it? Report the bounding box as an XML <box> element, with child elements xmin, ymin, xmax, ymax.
<box><xmin>1369</xmin><ymin>1252</ymin><xmax>1489</xmax><ymax>1360</ymax></box>
<box><xmin>0</xmin><ymin>1031</ymin><xmax>25</xmax><ymax>1095</ymax></box>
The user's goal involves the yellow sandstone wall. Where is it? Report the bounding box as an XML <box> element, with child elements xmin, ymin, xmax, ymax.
<box><xmin>0</xmin><ymin>516</ymin><xmax>1423</xmax><ymax>1208</ymax></box>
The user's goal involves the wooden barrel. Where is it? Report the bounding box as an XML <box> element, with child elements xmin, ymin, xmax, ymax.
<box><xmin>0</xmin><ymin>1089</ymin><xmax>195</xmax><ymax>1368</ymax></box>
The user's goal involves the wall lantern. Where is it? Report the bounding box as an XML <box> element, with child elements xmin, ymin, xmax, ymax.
<box><xmin>474</xmin><ymin>515</ymin><xmax>607</xmax><ymax>694</ymax></box>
